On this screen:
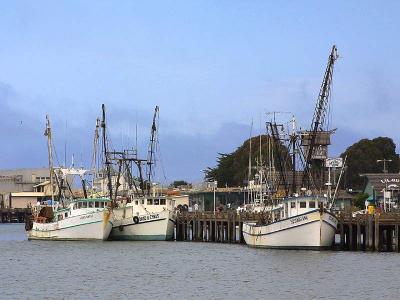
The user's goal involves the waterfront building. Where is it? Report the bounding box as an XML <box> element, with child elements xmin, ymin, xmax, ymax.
<box><xmin>361</xmin><ymin>173</ymin><xmax>400</xmax><ymax>210</ymax></box>
<box><xmin>0</xmin><ymin>168</ymin><xmax>52</xmax><ymax>208</ymax></box>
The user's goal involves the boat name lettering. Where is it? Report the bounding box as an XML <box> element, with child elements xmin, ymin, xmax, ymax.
<box><xmin>139</xmin><ymin>214</ymin><xmax>160</xmax><ymax>222</ymax></box>
<box><xmin>328</xmin><ymin>215</ymin><xmax>337</xmax><ymax>224</ymax></box>
<box><xmin>290</xmin><ymin>215</ymin><xmax>308</xmax><ymax>224</ymax></box>
<box><xmin>80</xmin><ymin>214</ymin><xmax>94</xmax><ymax>220</ymax></box>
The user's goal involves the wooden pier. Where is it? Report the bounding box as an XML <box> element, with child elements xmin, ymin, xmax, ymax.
<box><xmin>175</xmin><ymin>211</ymin><xmax>400</xmax><ymax>252</ymax></box>
<box><xmin>0</xmin><ymin>208</ymin><xmax>31</xmax><ymax>223</ymax></box>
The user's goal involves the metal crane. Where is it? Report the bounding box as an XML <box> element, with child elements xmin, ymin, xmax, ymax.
<box><xmin>302</xmin><ymin>45</ymin><xmax>339</xmax><ymax>189</ymax></box>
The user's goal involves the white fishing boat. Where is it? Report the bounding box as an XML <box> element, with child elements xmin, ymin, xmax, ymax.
<box><xmin>27</xmin><ymin>198</ymin><xmax>113</xmax><ymax>241</ymax></box>
<box><xmin>110</xmin><ymin>196</ymin><xmax>175</xmax><ymax>241</ymax></box>
<box><xmin>243</xmin><ymin>196</ymin><xmax>338</xmax><ymax>249</ymax></box>
<box><xmin>26</xmin><ymin>115</ymin><xmax>114</xmax><ymax>241</ymax></box>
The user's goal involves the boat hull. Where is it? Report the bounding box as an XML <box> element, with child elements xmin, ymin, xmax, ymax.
<box><xmin>110</xmin><ymin>209</ymin><xmax>175</xmax><ymax>241</ymax></box>
<box><xmin>27</xmin><ymin>210</ymin><xmax>113</xmax><ymax>241</ymax></box>
<box><xmin>243</xmin><ymin>210</ymin><xmax>338</xmax><ymax>250</ymax></box>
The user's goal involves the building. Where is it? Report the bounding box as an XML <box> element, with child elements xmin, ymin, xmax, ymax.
<box><xmin>361</xmin><ymin>173</ymin><xmax>400</xmax><ymax>210</ymax></box>
<box><xmin>0</xmin><ymin>168</ymin><xmax>51</xmax><ymax>208</ymax></box>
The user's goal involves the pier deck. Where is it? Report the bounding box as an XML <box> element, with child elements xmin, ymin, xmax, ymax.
<box><xmin>0</xmin><ymin>208</ymin><xmax>31</xmax><ymax>223</ymax></box>
<box><xmin>175</xmin><ymin>211</ymin><xmax>400</xmax><ymax>252</ymax></box>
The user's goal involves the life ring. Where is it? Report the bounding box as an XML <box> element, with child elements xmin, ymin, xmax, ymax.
<box><xmin>119</xmin><ymin>225</ymin><xmax>124</xmax><ymax>232</ymax></box>
<box><xmin>133</xmin><ymin>216</ymin><xmax>139</xmax><ymax>224</ymax></box>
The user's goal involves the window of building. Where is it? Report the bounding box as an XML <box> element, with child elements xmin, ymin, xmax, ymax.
<box><xmin>300</xmin><ymin>202</ymin><xmax>306</xmax><ymax>208</ymax></box>
<box><xmin>309</xmin><ymin>201</ymin><xmax>316</xmax><ymax>208</ymax></box>
<box><xmin>290</xmin><ymin>202</ymin><xmax>295</xmax><ymax>208</ymax></box>
<box><xmin>154</xmin><ymin>199</ymin><xmax>159</xmax><ymax>205</ymax></box>
<box><xmin>160</xmin><ymin>199</ymin><xmax>166</xmax><ymax>205</ymax></box>
<box><xmin>147</xmin><ymin>199</ymin><xmax>153</xmax><ymax>205</ymax></box>
<box><xmin>95</xmin><ymin>202</ymin><xmax>99</xmax><ymax>208</ymax></box>
<box><xmin>89</xmin><ymin>202</ymin><xmax>94</xmax><ymax>208</ymax></box>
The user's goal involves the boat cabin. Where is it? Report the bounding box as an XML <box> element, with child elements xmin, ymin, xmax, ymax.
<box><xmin>281</xmin><ymin>196</ymin><xmax>326</xmax><ymax>219</ymax></box>
<box><xmin>130</xmin><ymin>196</ymin><xmax>175</xmax><ymax>213</ymax></box>
<box><xmin>56</xmin><ymin>198</ymin><xmax>111</xmax><ymax>221</ymax></box>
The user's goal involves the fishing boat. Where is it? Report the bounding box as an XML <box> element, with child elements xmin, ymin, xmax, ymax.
<box><xmin>95</xmin><ymin>105</ymin><xmax>176</xmax><ymax>241</ymax></box>
<box><xmin>26</xmin><ymin>116</ymin><xmax>114</xmax><ymax>241</ymax></box>
<box><xmin>27</xmin><ymin>197</ymin><xmax>113</xmax><ymax>241</ymax></box>
<box><xmin>243</xmin><ymin>46</ymin><xmax>341</xmax><ymax>250</ymax></box>
<box><xmin>110</xmin><ymin>195</ymin><xmax>175</xmax><ymax>241</ymax></box>
<box><xmin>243</xmin><ymin>197</ymin><xmax>338</xmax><ymax>249</ymax></box>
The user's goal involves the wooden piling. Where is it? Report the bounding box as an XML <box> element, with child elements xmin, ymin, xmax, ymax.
<box><xmin>374</xmin><ymin>214</ymin><xmax>380</xmax><ymax>251</ymax></box>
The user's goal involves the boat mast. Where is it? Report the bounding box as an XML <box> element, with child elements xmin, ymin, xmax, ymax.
<box><xmin>45</xmin><ymin>115</ymin><xmax>55</xmax><ymax>202</ymax></box>
<box><xmin>247</xmin><ymin>119</ymin><xmax>253</xmax><ymax>205</ymax></box>
<box><xmin>146</xmin><ymin>106</ymin><xmax>159</xmax><ymax>196</ymax></box>
<box><xmin>291</xmin><ymin>116</ymin><xmax>297</xmax><ymax>195</ymax></box>
<box><xmin>91</xmin><ymin>118</ymin><xmax>101</xmax><ymax>187</ymax></box>
<box><xmin>101</xmin><ymin>104</ymin><xmax>113</xmax><ymax>201</ymax></box>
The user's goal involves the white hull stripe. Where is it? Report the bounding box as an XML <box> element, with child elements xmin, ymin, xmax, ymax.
<box><xmin>322</xmin><ymin>219</ymin><xmax>337</xmax><ymax>231</ymax></box>
<box><xmin>118</xmin><ymin>218</ymin><xmax>166</xmax><ymax>228</ymax></box>
<box><xmin>243</xmin><ymin>219</ymin><xmax>321</xmax><ymax>237</ymax></box>
<box><xmin>32</xmin><ymin>220</ymin><xmax>105</xmax><ymax>232</ymax></box>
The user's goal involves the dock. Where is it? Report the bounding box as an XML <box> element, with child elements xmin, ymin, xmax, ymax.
<box><xmin>0</xmin><ymin>208</ymin><xmax>31</xmax><ymax>223</ymax></box>
<box><xmin>175</xmin><ymin>211</ymin><xmax>400</xmax><ymax>252</ymax></box>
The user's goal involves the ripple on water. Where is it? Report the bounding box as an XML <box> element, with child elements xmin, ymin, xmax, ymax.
<box><xmin>1</xmin><ymin>224</ymin><xmax>400</xmax><ymax>299</ymax></box>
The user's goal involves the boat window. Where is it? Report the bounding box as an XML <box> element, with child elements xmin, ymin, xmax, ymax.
<box><xmin>95</xmin><ymin>202</ymin><xmax>99</xmax><ymax>208</ymax></box>
<box><xmin>160</xmin><ymin>199</ymin><xmax>166</xmax><ymax>205</ymax></box>
<box><xmin>290</xmin><ymin>202</ymin><xmax>295</xmax><ymax>208</ymax></box>
<box><xmin>300</xmin><ymin>202</ymin><xmax>306</xmax><ymax>208</ymax></box>
<box><xmin>65</xmin><ymin>212</ymin><xmax>68</xmax><ymax>218</ymax></box>
<box><xmin>89</xmin><ymin>202</ymin><xmax>94</xmax><ymax>208</ymax></box>
<box><xmin>147</xmin><ymin>199</ymin><xmax>153</xmax><ymax>205</ymax></box>
<box><xmin>82</xmin><ymin>202</ymin><xmax>88</xmax><ymax>208</ymax></box>
<box><xmin>141</xmin><ymin>199</ymin><xmax>144</xmax><ymax>205</ymax></box>
<box><xmin>309</xmin><ymin>201</ymin><xmax>316</xmax><ymax>208</ymax></box>
<box><xmin>154</xmin><ymin>199</ymin><xmax>159</xmax><ymax>205</ymax></box>
<box><xmin>135</xmin><ymin>200</ymin><xmax>139</xmax><ymax>205</ymax></box>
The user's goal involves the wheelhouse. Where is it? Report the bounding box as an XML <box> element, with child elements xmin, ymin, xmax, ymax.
<box><xmin>281</xmin><ymin>196</ymin><xmax>326</xmax><ymax>219</ymax></box>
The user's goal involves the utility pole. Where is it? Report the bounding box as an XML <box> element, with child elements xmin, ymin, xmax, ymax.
<box><xmin>377</xmin><ymin>159</ymin><xmax>392</xmax><ymax>173</ymax></box>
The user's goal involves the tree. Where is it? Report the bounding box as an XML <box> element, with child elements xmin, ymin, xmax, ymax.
<box><xmin>205</xmin><ymin>135</ymin><xmax>291</xmax><ymax>187</ymax></box>
<box><xmin>340</xmin><ymin>137</ymin><xmax>400</xmax><ymax>191</ymax></box>
<box><xmin>170</xmin><ymin>180</ymin><xmax>189</xmax><ymax>188</ymax></box>
<box><xmin>354</xmin><ymin>193</ymin><xmax>369</xmax><ymax>209</ymax></box>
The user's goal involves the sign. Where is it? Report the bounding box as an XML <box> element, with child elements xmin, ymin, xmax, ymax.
<box><xmin>325</xmin><ymin>158</ymin><xmax>343</xmax><ymax>168</ymax></box>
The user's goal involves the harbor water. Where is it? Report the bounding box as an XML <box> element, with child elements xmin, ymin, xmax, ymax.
<box><xmin>1</xmin><ymin>224</ymin><xmax>399</xmax><ymax>299</ymax></box>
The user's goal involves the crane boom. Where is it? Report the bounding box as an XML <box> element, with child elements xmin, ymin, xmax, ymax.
<box><xmin>302</xmin><ymin>45</ymin><xmax>339</xmax><ymax>188</ymax></box>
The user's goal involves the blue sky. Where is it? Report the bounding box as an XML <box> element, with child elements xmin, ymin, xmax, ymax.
<box><xmin>0</xmin><ymin>1</ymin><xmax>399</xmax><ymax>182</ymax></box>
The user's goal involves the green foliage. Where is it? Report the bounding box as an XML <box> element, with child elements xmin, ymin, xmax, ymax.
<box><xmin>205</xmin><ymin>135</ymin><xmax>291</xmax><ymax>187</ymax></box>
<box><xmin>170</xmin><ymin>180</ymin><xmax>189</xmax><ymax>188</ymax></box>
<box><xmin>354</xmin><ymin>192</ymin><xmax>369</xmax><ymax>209</ymax></box>
<box><xmin>341</xmin><ymin>137</ymin><xmax>400</xmax><ymax>190</ymax></box>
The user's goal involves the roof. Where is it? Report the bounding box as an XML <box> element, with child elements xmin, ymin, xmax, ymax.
<box><xmin>11</xmin><ymin>192</ymin><xmax>45</xmax><ymax>197</ymax></box>
<box><xmin>33</xmin><ymin>180</ymin><xmax>50</xmax><ymax>188</ymax></box>
<box><xmin>360</xmin><ymin>173</ymin><xmax>400</xmax><ymax>193</ymax></box>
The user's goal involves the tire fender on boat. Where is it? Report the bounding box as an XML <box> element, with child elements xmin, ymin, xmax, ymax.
<box><xmin>133</xmin><ymin>216</ymin><xmax>139</xmax><ymax>224</ymax></box>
